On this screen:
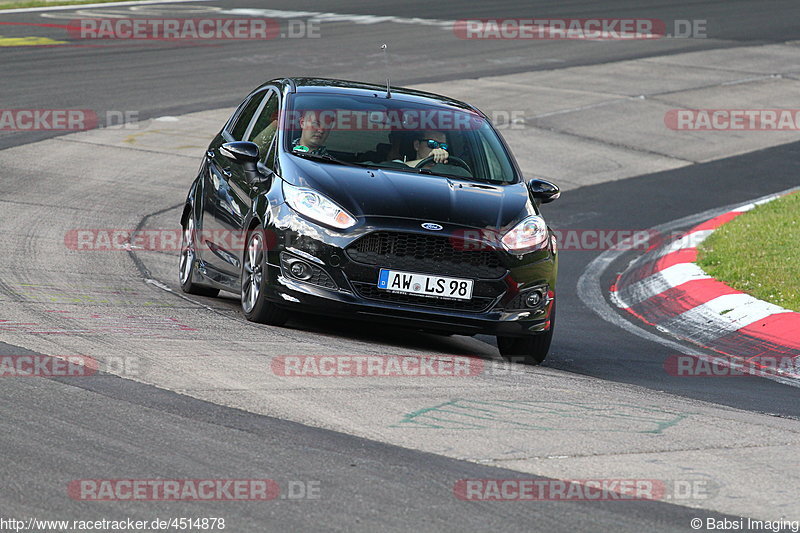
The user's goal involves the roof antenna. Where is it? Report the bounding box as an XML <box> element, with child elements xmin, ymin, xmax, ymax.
<box><xmin>381</xmin><ymin>43</ymin><xmax>391</xmax><ymax>98</ymax></box>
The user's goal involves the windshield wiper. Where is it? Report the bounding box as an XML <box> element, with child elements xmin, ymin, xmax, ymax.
<box><xmin>369</xmin><ymin>161</ymin><xmax>501</xmax><ymax>184</ymax></box>
<box><xmin>292</xmin><ymin>151</ymin><xmax>373</xmax><ymax>169</ymax></box>
<box><xmin>415</xmin><ymin>167</ymin><xmax>488</xmax><ymax>183</ymax></box>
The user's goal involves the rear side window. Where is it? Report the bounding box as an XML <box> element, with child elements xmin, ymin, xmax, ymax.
<box><xmin>229</xmin><ymin>92</ymin><xmax>266</xmax><ymax>140</ymax></box>
<box><xmin>248</xmin><ymin>91</ymin><xmax>280</xmax><ymax>161</ymax></box>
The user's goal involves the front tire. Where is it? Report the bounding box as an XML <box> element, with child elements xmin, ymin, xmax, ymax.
<box><xmin>241</xmin><ymin>228</ymin><xmax>289</xmax><ymax>326</ymax></box>
<box><xmin>179</xmin><ymin>214</ymin><xmax>219</xmax><ymax>297</ymax></box>
<box><xmin>497</xmin><ymin>301</ymin><xmax>555</xmax><ymax>365</ymax></box>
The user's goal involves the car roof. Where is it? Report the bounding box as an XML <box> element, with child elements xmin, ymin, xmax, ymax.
<box><xmin>258</xmin><ymin>77</ymin><xmax>481</xmax><ymax>115</ymax></box>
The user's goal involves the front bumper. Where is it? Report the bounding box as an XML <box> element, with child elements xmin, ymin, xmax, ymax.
<box><xmin>262</xmin><ymin>205</ymin><xmax>557</xmax><ymax>337</ymax></box>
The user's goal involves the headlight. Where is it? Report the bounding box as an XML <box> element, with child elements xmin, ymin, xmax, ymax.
<box><xmin>501</xmin><ymin>216</ymin><xmax>549</xmax><ymax>253</ymax></box>
<box><xmin>282</xmin><ymin>181</ymin><xmax>356</xmax><ymax>229</ymax></box>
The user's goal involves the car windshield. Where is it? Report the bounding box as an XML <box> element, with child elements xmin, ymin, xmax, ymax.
<box><xmin>283</xmin><ymin>92</ymin><xmax>518</xmax><ymax>183</ymax></box>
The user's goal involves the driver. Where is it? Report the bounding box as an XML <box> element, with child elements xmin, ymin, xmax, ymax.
<box><xmin>394</xmin><ymin>130</ymin><xmax>449</xmax><ymax>167</ymax></box>
<box><xmin>292</xmin><ymin>110</ymin><xmax>333</xmax><ymax>155</ymax></box>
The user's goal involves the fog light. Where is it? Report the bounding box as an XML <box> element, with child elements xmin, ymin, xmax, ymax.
<box><xmin>290</xmin><ymin>261</ymin><xmax>312</xmax><ymax>280</ymax></box>
<box><xmin>525</xmin><ymin>290</ymin><xmax>543</xmax><ymax>308</ymax></box>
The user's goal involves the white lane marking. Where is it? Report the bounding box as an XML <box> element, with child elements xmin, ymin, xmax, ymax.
<box><xmin>40</xmin><ymin>3</ymin><xmax>218</xmax><ymax>19</ymax></box>
<box><xmin>4</xmin><ymin>0</ymin><xmax>213</xmax><ymax>15</ymax></box>
<box><xmin>577</xmin><ymin>186</ymin><xmax>800</xmax><ymax>389</ymax></box>
<box><xmin>615</xmin><ymin>262</ymin><xmax>712</xmax><ymax>309</ymax></box>
<box><xmin>616</xmin><ymin>191</ymin><xmax>789</xmax><ymax>309</ymax></box>
<box><xmin>700</xmin><ymin>293</ymin><xmax>792</xmax><ymax>324</ymax></box>
<box><xmin>623</xmin><ymin>228</ymin><xmax>712</xmax><ymax>274</ymax></box>
<box><xmin>219</xmin><ymin>8</ymin><xmax>454</xmax><ymax>28</ymax></box>
<box><xmin>144</xmin><ymin>278</ymin><xmax>219</xmax><ymax>314</ymax></box>
<box><xmin>616</xmin><ymin>192</ymin><xmax>789</xmax><ymax>313</ymax></box>
<box><xmin>659</xmin><ymin>293</ymin><xmax>793</xmax><ymax>345</ymax></box>
<box><xmin>128</xmin><ymin>4</ymin><xmax>220</xmax><ymax>14</ymax></box>
<box><xmin>731</xmin><ymin>193</ymin><xmax>781</xmax><ymax>212</ymax></box>
<box><xmin>580</xmin><ymin>236</ymin><xmax>710</xmax><ymax>357</ymax></box>
<box><xmin>733</xmin><ymin>202</ymin><xmax>756</xmax><ymax>213</ymax></box>
<box><xmin>41</xmin><ymin>8</ymin><xmax>131</xmax><ymax>19</ymax></box>
<box><xmin>625</xmin><ymin>195</ymin><xmax>781</xmax><ymax>276</ymax></box>
<box><xmin>534</xmin><ymin>97</ymin><xmax>633</xmax><ymax>119</ymax></box>
<box><xmin>654</xmin><ymin>229</ymin><xmax>713</xmax><ymax>259</ymax></box>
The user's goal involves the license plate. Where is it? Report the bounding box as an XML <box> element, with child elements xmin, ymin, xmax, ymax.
<box><xmin>377</xmin><ymin>269</ymin><xmax>473</xmax><ymax>300</ymax></box>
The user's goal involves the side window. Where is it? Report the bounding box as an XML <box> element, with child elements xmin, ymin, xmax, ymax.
<box><xmin>229</xmin><ymin>92</ymin><xmax>266</xmax><ymax>140</ymax></box>
<box><xmin>263</xmin><ymin>134</ymin><xmax>279</xmax><ymax>170</ymax></box>
<box><xmin>481</xmin><ymin>136</ymin><xmax>503</xmax><ymax>181</ymax></box>
<box><xmin>478</xmin><ymin>128</ymin><xmax>515</xmax><ymax>183</ymax></box>
<box><xmin>247</xmin><ymin>91</ymin><xmax>280</xmax><ymax>161</ymax></box>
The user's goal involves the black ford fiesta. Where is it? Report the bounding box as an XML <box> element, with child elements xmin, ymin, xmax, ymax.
<box><xmin>179</xmin><ymin>78</ymin><xmax>559</xmax><ymax>364</ymax></box>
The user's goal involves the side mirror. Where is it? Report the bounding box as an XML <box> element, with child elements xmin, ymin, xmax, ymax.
<box><xmin>220</xmin><ymin>142</ymin><xmax>263</xmax><ymax>184</ymax></box>
<box><xmin>527</xmin><ymin>178</ymin><xmax>560</xmax><ymax>204</ymax></box>
<box><xmin>220</xmin><ymin>141</ymin><xmax>260</xmax><ymax>164</ymax></box>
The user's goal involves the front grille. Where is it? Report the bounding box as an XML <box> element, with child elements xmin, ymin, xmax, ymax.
<box><xmin>346</xmin><ymin>231</ymin><xmax>507</xmax><ymax>279</ymax></box>
<box><xmin>306</xmin><ymin>266</ymin><xmax>337</xmax><ymax>289</ymax></box>
<box><xmin>351</xmin><ymin>282</ymin><xmax>496</xmax><ymax>312</ymax></box>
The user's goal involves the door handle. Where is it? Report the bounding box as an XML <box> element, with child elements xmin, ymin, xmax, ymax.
<box><xmin>207</xmin><ymin>150</ymin><xmax>215</xmax><ymax>159</ymax></box>
<box><xmin>221</xmin><ymin>168</ymin><xmax>232</xmax><ymax>178</ymax></box>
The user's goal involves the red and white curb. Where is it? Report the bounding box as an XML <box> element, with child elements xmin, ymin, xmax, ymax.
<box><xmin>610</xmin><ymin>194</ymin><xmax>800</xmax><ymax>363</ymax></box>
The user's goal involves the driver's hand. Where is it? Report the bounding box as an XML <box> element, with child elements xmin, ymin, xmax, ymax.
<box><xmin>430</xmin><ymin>148</ymin><xmax>449</xmax><ymax>164</ymax></box>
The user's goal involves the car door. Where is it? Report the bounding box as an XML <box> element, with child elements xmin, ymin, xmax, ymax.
<box><xmin>202</xmin><ymin>89</ymin><xmax>270</xmax><ymax>279</ymax></box>
<box><xmin>209</xmin><ymin>89</ymin><xmax>280</xmax><ymax>278</ymax></box>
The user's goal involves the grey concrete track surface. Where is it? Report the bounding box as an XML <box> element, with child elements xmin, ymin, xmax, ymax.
<box><xmin>1</xmin><ymin>1</ymin><xmax>800</xmax><ymax>531</ymax></box>
<box><xmin>0</xmin><ymin>341</ymin><xmax>737</xmax><ymax>533</ymax></box>
<box><xmin>8</xmin><ymin>127</ymin><xmax>791</xmax><ymax>529</ymax></box>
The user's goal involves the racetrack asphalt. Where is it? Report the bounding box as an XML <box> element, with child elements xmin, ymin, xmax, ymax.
<box><xmin>2</xmin><ymin>0</ymin><xmax>799</xmax><ymax>150</ymax></box>
<box><xmin>1</xmin><ymin>1</ymin><xmax>800</xmax><ymax>531</ymax></box>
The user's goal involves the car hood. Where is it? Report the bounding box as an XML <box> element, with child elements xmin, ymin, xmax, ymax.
<box><xmin>284</xmin><ymin>158</ymin><xmax>532</xmax><ymax>229</ymax></box>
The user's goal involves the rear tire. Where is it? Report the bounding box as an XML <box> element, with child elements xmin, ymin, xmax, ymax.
<box><xmin>179</xmin><ymin>214</ymin><xmax>220</xmax><ymax>297</ymax></box>
<box><xmin>241</xmin><ymin>228</ymin><xmax>289</xmax><ymax>326</ymax></box>
<box><xmin>497</xmin><ymin>301</ymin><xmax>555</xmax><ymax>365</ymax></box>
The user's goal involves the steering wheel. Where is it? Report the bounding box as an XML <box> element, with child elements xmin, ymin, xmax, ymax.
<box><xmin>414</xmin><ymin>155</ymin><xmax>472</xmax><ymax>174</ymax></box>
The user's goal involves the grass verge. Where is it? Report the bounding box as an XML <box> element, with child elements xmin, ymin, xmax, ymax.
<box><xmin>697</xmin><ymin>192</ymin><xmax>800</xmax><ymax>311</ymax></box>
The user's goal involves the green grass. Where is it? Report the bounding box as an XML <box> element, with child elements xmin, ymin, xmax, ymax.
<box><xmin>697</xmin><ymin>192</ymin><xmax>800</xmax><ymax>311</ymax></box>
<box><xmin>0</xmin><ymin>0</ymin><xmax>131</xmax><ymax>9</ymax></box>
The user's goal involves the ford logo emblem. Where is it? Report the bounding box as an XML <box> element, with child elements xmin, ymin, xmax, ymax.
<box><xmin>421</xmin><ymin>223</ymin><xmax>443</xmax><ymax>231</ymax></box>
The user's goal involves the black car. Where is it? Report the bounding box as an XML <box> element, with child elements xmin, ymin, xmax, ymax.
<box><xmin>179</xmin><ymin>78</ymin><xmax>559</xmax><ymax>364</ymax></box>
